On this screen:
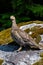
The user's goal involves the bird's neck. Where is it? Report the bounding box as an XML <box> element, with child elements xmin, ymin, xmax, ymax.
<box><xmin>12</xmin><ymin>20</ymin><xmax>19</xmax><ymax>31</ymax></box>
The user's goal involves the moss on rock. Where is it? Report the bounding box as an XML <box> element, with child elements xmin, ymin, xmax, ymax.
<box><xmin>0</xmin><ymin>28</ymin><xmax>13</xmax><ymax>45</ymax></box>
<box><xmin>0</xmin><ymin>59</ymin><xmax>4</xmax><ymax>65</ymax></box>
<box><xmin>0</xmin><ymin>20</ymin><xmax>43</xmax><ymax>45</ymax></box>
<box><xmin>40</xmin><ymin>52</ymin><xmax>43</xmax><ymax>57</ymax></box>
<box><xmin>33</xmin><ymin>58</ymin><xmax>43</xmax><ymax>65</ymax></box>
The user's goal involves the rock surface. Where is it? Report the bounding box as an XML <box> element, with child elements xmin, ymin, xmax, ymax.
<box><xmin>0</xmin><ymin>50</ymin><xmax>43</xmax><ymax>65</ymax></box>
<box><xmin>0</xmin><ymin>21</ymin><xmax>43</xmax><ymax>65</ymax></box>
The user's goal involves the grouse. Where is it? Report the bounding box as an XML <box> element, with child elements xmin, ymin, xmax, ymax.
<box><xmin>10</xmin><ymin>16</ymin><xmax>43</xmax><ymax>51</ymax></box>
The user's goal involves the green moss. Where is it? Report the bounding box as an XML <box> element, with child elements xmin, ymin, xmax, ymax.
<box><xmin>33</xmin><ymin>62</ymin><xmax>39</xmax><ymax>65</ymax></box>
<box><xmin>23</xmin><ymin>28</ymin><xmax>41</xmax><ymax>44</ymax></box>
<box><xmin>33</xmin><ymin>52</ymin><xmax>43</xmax><ymax>65</ymax></box>
<box><xmin>31</xmin><ymin>26</ymin><xmax>43</xmax><ymax>35</ymax></box>
<box><xmin>0</xmin><ymin>28</ymin><xmax>13</xmax><ymax>45</ymax></box>
<box><xmin>31</xmin><ymin>26</ymin><xmax>41</xmax><ymax>31</ymax></box>
<box><xmin>33</xmin><ymin>58</ymin><xmax>43</xmax><ymax>65</ymax></box>
<box><xmin>40</xmin><ymin>52</ymin><xmax>43</xmax><ymax>57</ymax></box>
<box><xmin>24</xmin><ymin>28</ymin><xmax>30</xmax><ymax>33</ymax></box>
<box><xmin>32</xmin><ymin>20</ymin><xmax>43</xmax><ymax>24</ymax></box>
<box><xmin>18</xmin><ymin>21</ymin><xmax>33</xmax><ymax>27</ymax></box>
<box><xmin>0</xmin><ymin>59</ymin><xmax>4</xmax><ymax>65</ymax></box>
<box><xmin>31</xmin><ymin>33</ymin><xmax>41</xmax><ymax>44</ymax></box>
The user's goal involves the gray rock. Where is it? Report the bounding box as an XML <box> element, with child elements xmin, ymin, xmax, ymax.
<box><xmin>4</xmin><ymin>50</ymin><xmax>43</xmax><ymax>65</ymax></box>
<box><xmin>0</xmin><ymin>50</ymin><xmax>43</xmax><ymax>65</ymax></box>
<box><xmin>2</xmin><ymin>61</ymin><xmax>14</xmax><ymax>65</ymax></box>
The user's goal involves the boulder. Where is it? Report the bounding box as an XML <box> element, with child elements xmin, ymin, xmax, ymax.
<box><xmin>1</xmin><ymin>50</ymin><xmax>43</xmax><ymax>65</ymax></box>
<box><xmin>0</xmin><ymin>20</ymin><xmax>43</xmax><ymax>49</ymax></box>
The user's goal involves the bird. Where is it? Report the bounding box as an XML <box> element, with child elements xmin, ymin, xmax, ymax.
<box><xmin>10</xmin><ymin>16</ymin><xmax>43</xmax><ymax>51</ymax></box>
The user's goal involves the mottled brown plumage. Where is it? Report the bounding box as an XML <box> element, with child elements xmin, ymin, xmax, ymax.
<box><xmin>10</xmin><ymin>16</ymin><xmax>43</xmax><ymax>51</ymax></box>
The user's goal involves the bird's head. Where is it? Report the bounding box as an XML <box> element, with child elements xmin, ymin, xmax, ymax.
<box><xmin>10</xmin><ymin>16</ymin><xmax>16</xmax><ymax>24</ymax></box>
<box><xmin>10</xmin><ymin>16</ymin><xmax>15</xmax><ymax>21</ymax></box>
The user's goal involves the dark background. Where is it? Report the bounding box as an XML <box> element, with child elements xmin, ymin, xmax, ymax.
<box><xmin>0</xmin><ymin>0</ymin><xmax>43</xmax><ymax>31</ymax></box>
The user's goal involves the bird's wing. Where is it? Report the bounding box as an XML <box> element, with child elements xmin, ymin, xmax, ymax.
<box><xmin>13</xmin><ymin>31</ymin><xmax>25</xmax><ymax>46</ymax></box>
<box><xmin>17</xmin><ymin>29</ymin><xmax>43</xmax><ymax>49</ymax></box>
<box><xmin>18</xmin><ymin>29</ymin><xmax>34</xmax><ymax>42</ymax></box>
<box><xmin>18</xmin><ymin>29</ymin><xmax>29</xmax><ymax>40</ymax></box>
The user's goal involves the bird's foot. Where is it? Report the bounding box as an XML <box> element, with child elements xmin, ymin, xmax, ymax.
<box><xmin>16</xmin><ymin>46</ymin><xmax>22</xmax><ymax>52</ymax></box>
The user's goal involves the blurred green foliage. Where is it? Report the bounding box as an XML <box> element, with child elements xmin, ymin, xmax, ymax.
<box><xmin>0</xmin><ymin>0</ymin><xmax>43</xmax><ymax>31</ymax></box>
<box><xmin>0</xmin><ymin>14</ymin><xmax>11</xmax><ymax>31</ymax></box>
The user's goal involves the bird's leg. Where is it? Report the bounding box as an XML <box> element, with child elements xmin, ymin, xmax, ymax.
<box><xmin>17</xmin><ymin>46</ymin><xmax>22</xmax><ymax>52</ymax></box>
